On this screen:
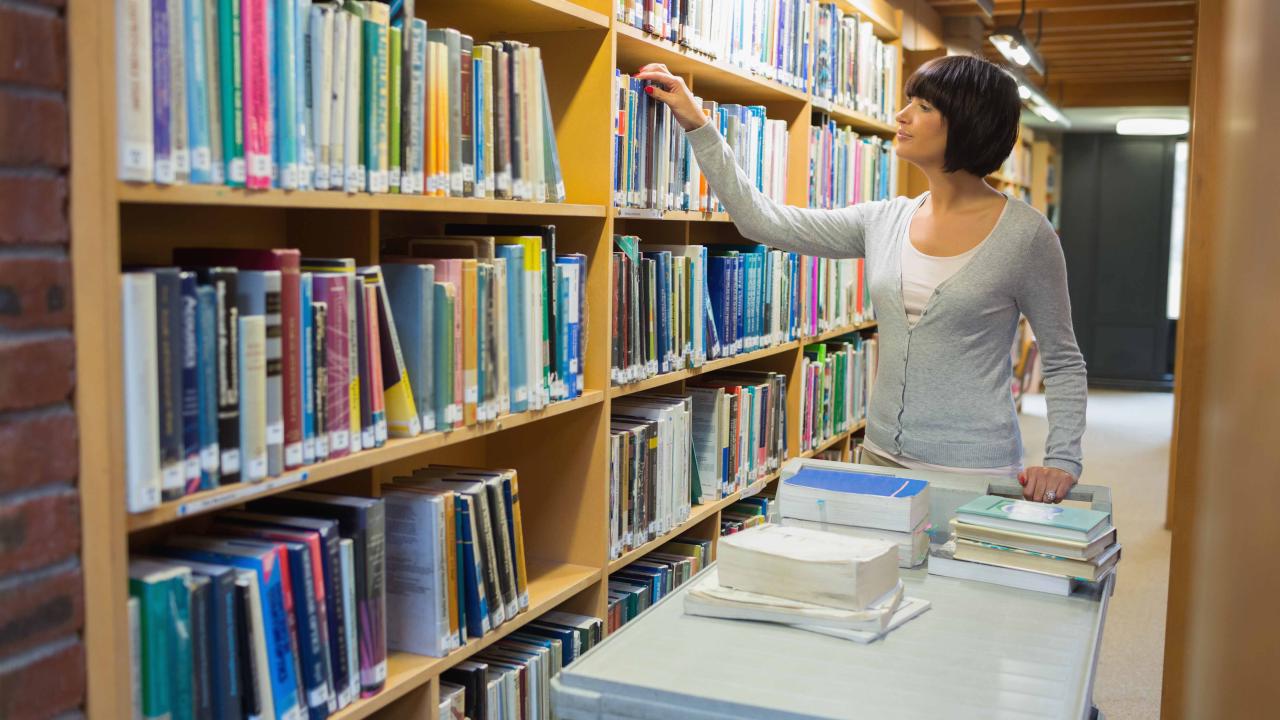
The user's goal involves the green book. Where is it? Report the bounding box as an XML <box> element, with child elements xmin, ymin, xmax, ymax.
<box><xmin>956</xmin><ymin>495</ymin><xmax>1112</xmax><ymax>542</ymax></box>
<box><xmin>128</xmin><ymin>560</ymin><xmax>191</xmax><ymax>720</ymax></box>
<box><xmin>388</xmin><ymin>25</ymin><xmax>402</xmax><ymax>193</ymax></box>
<box><xmin>217</xmin><ymin>0</ymin><xmax>245</xmax><ymax>186</ymax></box>
<box><xmin>359</xmin><ymin>1</ymin><xmax>389</xmax><ymax>192</ymax></box>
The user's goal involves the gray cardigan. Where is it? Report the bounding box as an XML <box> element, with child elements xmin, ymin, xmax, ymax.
<box><xmin>686</xmin><ymin>122</ymin><xmax>1087</xmax><ymax>478</ymax></box>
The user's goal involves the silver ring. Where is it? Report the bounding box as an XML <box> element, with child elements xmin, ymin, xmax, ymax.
<box><xmin>1044</xmin><ymin>490</ymin><xmax>1056</xmax><ymax>503</ymax></box>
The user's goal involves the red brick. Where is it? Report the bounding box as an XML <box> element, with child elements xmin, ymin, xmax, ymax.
<box><xmin>0</xmin><ymin>334</ymin><xmax>73</xmax><ymax>412</ymax></box>
<box><xmin>0</xmin><ymin>175</ymin><xmax>68</xmax><ymax>245</ymax></box>
<box><xmin>0</xmin><ymin>89</ymin><xmax>67</xmax><ymax>167</ymax></box>
<box><xmin>0</xmin><ymin>565</ymin><xmax>82</xmax><ymax>657</ymax></box>
<box><xmin>0</xmin><ymin>408</ymin><xmax>77</xmax><ymax>492</ymax></box>
<box><xmin>0</xmin><ymin>640</ymin><xmax>84</xmax><ymax>720</ymax></box>
<box><xmin>0</xmin><ymin>255</ymin><xmax>71</xmax><ymax>331</ymax></box>
<box><xmin>0</xmin><ymin>490</ymin><xmax>79</xmax><ymax>576</ymax></box>
<box><xmin>0</xmin><ymin>5</ymin><xmax>66</xmax><ymax>90</ymax></box>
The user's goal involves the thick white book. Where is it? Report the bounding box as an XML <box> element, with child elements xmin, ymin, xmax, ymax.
<box><xmin>925</xmin><ymin>543</ymin><xmax>1112</xmax><ymax>597</ymax></box>
<box><xmin>778</xmin><ymin>464</ymin><xmax>930</xmax><ymax>533</ymax></box>
<box><xmin>310</xmin><ymin>4</ymin><xmax>334</xmax><ymax>190</ymax></box>
<box><xmin>795</xmin><ymin>596</ymin><xmax>932</xmax><ymax>644</ymax></box>
<box><xmin>116</xmin><ymin>0</ymin><xmax>153</xmax><ymax>181</ymax></box>
<box><xmin>342</xmin><ymin>10</ymin><xmax>363</xmax><ymax>193</ymax></box>
<box><xmin>718</xmin><ymin>524</ymin><xmax>899</xmax><ymax>611</ymax></box>
<box><xmin>327</xmin><ymin>8</ymin><xmax>348</xmax><ymax>190</ymax></box>
<box><xmin>684</xmin><ymin>570</ymin><xmax>904</xmax><ymax>630</ymax></box>
<box><xmin>782</xmin><ymin>516</ymin><xmax>930</xmax><ymax>568</ymax></box>
<box><xmin>122</xmin><ymin>273</ymin><xmax>161</xmax><ymax>512</ymax></box>
<box><xmin>338</xmin><ymin>538</ymin><xmax>358</xmax><ymax>708</ymax></box>
<box><xmin>234</xmin><ymin>569</ymin><xmax>276</xmax><ymax>720</ymax></box>
<box><xmin>382</xmin><ymin>488</ymin><xmax>451</xmax><ymax>657</ymax></box>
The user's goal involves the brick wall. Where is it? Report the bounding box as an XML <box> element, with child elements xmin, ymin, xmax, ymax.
<box><xmin>0</xmin><ymin>0</ymin><xmax>85</xmax><ymax>717</ymax></box>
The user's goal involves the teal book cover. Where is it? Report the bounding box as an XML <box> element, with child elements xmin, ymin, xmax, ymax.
<box><xmin>957</xmin><ymin>495</ymin><xmax>1108</xmax><ymax>533</ymax></box>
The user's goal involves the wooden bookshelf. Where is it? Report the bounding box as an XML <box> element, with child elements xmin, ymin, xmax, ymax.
<box><xmin>70</xmin><ymin>1</ymin><xmax>903</xmax><ymax>717</ymax></box>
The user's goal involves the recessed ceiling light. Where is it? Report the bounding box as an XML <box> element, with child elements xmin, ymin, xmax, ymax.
<box><xmin>1115</xmin><ymin>118</ymin><xmax>1190</xmax><ymax>136</ymax></box>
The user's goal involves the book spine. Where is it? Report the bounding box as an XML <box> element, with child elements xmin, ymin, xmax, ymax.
<box><xmin>186</xmin><ymin>0</ymin><xmax>213</xmax><ymax>183</ymax></box>
<box><xmin>432</xmin><ymin>283</ymin><xmax>455</xmax><ymax>430</ymax></box>
<box><xmin>364</xmin><ymin>282</ymin><xmax>387</xmax><ymax>445</ymax></box>
<box><xmin>260</xmin><ymin>272</ymin><xmax>284</xmax><ymax>476</ymax></box>
<box><xmin>459</xmin><ymin>35</ymin><xmax>474</xmax><ymax>197</ymax></box>
<box><xmin>343</xmin><ymin>8</ymin><xmax>363</xmax><ymax>192</ymax></box>
<box><xmin>296</xmin><ymin>0</ymin><xmax>313</xmax><ymax>190</ymax></box>
<box><xmin>446</xmin><ymin>30</ymin><xmax>462</xmax><ymax>196</ymax></box>
<box><xmin>178</xmin><ymin>273</ymin><xmax>201</xmax><ymax>495</ymax></box>
<box><xmin>300</xmin><ymin>274</ymin><xmax>315</xmax><ymax>464</ymax></box>
<box><xmin>202</xmin><ymin>0</ymin><xmax>224</xmax><ymax>185</ymax></box>
<box><xmin>117</xmin><ymin>0</ymin><xmax>154</xmax><ymax>181</ymax></box>
<box><xmin>309</xmin><ymin>5</ymin><xmax>332</xmax><ymax>189</ymax></box>
<box><xmin>217</xmin><ymin>0</ymin><xmax>246</xmax><ymax>186</ymax></box>
<box><xmin>387</xmin><ymin>25</ymin><xmax>402</xmax><ymax>193</ymax></box>
<box><xmin>361</xmin><ymin>502</ymin><xmax>388</xmax><ymax>696</ymax></box>
<box><xmin>354</xmin><ymin>281</ymin><xmax>373</xmax><ymax>450</ymax></box>
<box><xmin>461</xmin><ymin>261</ymin><xmax>478</xmax><ymax>425</ymax></box>
<box><xmin>312</xmin><ymin>300</ymin><xmax>329</xmax><ymax>460</ymax></box>
<box><xmin>371</xmin><ymin>272</ymin><xmax>420</xmax><ymax>437</ymax></box>
<box><xmin>326</xmin><ymin>9</ymin><xmax>347</xmax><ymax>188</ymax></box>
<box><xmin>168</xmin><ymin>0</ymin><xmax>190</xmax><ymax>183</ymax></box>
<box><xmin>151</xmin><ymin>0</ymin><xmax>174</xmax><ymax>184</ymax></box>
<box><xmin>123</xmin><ymin>274</ymin><xmax>161</xmax><ymax>512</ymax></box>
<box><xmin>345</xmin><ymin>275</ymin><xmax>361</xmax><ymax>452</ymax></box>
<box><xmin>277</xmin><ymin>258</ymin><xmax>304</xmax><ymax>470</ymax></box>
<box><xmin>238</xmin><ymin>315</ymin><xmax>268</xmax><ymax>481</ymax></box>
<box><xmin>153</xmin><ymin>271</ymin><xmax>185</xmax><ymax>499</ymax></box>
<box><xmin>241</xmin><ymin>0</ymin><xmax>271</xmax><ymax>188</ymax></box>
<box><xmin>275</xmin><ymin>0</ymin><xmax>299</xmax><ymax>189</ymax></box>
<box><xmin>208</xmin><ymin>270</ymin><xmax>241</xmax><ymax>483</ymax></box>
<box><xmin>195</xmin><ymin>285</ymin><xmax>221</xmax><ymax>490</ymax></box>
<box><xmin>406</xmin><ymin>19</ymin><xmax>426</xmax><ymax>194</ymax></box>
<box><xmin>318</xmin><ymin>278</ymin><xmax>350</xmax><ymax>457</ymax></box>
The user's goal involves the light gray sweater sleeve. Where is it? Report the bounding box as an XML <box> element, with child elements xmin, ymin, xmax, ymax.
<box><xmin>686</xmin><ymin>122</ymin><xmax>879</xmax><ymax>259</ymax></box>
<box><xmin>1017</xmin><ymin>223</ymin><xmax>1088</xmax><ymax>479</ymax></box>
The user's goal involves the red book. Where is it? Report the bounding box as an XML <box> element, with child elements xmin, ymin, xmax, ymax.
<box><xmin>363</xmin><ymin>282</ymin><xmax>386</xmax><ymax>446</ymax></box>
<box><xmin>241</xmin><ymin>0</ymin><xmax>271</xmax><ymax>189</ymax></box>
<box><xmin>175</xmin><ymin>248</ymin><xmax>305</xmax><ymax>469</ymax></box>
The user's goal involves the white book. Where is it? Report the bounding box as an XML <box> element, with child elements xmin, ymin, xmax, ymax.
<box><xmin>168</xmin><ymin>0</ymin><xmax>190</xmax><ymax>183</ymax></box>
<box><xmin>238</xmin><ymin>314</ymin><xmax>268</xmax><ymax>482</ymax></box>
<box><xmin>405</xmin><ymin>19</ymin><xmax>426</xmax><ymax>194</ymax></box>
<box><xmin>122</xmin><ymin>273</ymin><xmax>161</xmax><ymax>513</ymax></box>
<box><xmin>327</xmin><ymin>8</ymin><xmax>348</xmax><ymax>190</ymax></box>
<box><xmin>718</xmin><ymin>524</ymin><xmax>899</xmax><ymax>611</ymax></box>
<box><xmin>383</xmin><ymin>489</ymin><xmax>451</xmax><ymax>657</ymax></box>
<box><xmin>296</xmin><ymin>0</ymin><xmax>314</xmax><ymax>189</ymax></box>
<box><xmin>684</xmin><ymin>570</ymin><xmax>903</xmax><ymax>630</ymax></box>
<box><xmin>778</xmin><ymin>463</ymin><xmax>930</xmax><ymax>533</ymax></box>
<box><xmin>339</xmin><ymin>538</ymin><xmax>359</xmax><ymax>708</ymax></box>
<box><xmin>310</xmin><ymin>5</ymin><xmax>334</xmax><ymax>190</ymax></box>
<box><xmin>783</xmin><ymin>516</ymin><xmax>930</xmax><ymax>569</ymax></box>
<box><xmin>116</xmin><ymin>0</ymin><xmax>153</xmax><ymax>181</ymax></box>
<box><xmin>926</xmin><ymin>545</ymin><xmax>1085</xmax><ymax>597</ymax></box>
<box><xmin>127</xmin><ymin>595</ymin><xmax>142</xmax><ymax>720</ymax></box>
<box><xmin>343</xmin><ymin>8</ymin><xmax>363</xmax><ymax>192</ymax></box>
<box><xmin>234</xmin><ymin>569</ymin><xmax>277</xmax><ymax>720</ymax></box>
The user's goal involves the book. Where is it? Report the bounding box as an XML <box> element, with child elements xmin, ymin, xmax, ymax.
<box><xmin>381</xmin><ymin>487</ymin><xmax>453</xmax><ymax>657</ymax></box>
<box><xmin>927</xmin><ymin>549</ymin><xmax>1083</xmax><ymax>597</ymax></box>
<box><xmin>784</xmin><ymin>516</ymin><xmax>930</xmax><ymax>568</ymax></box>
<box><xmin>128</xmin><ymin>559</ymin><xmax>191</xmax><ymax>720</ymax></box>
<box><xmin>123</xmin><ymin>273</ymin><xmax>162</xmax><ymax>512</ymax></box>
<box><xmin>718</xmin><ymin>523</ymin><xmax>899</xmax><ymax>611</ymax></box>
<box><xmin>684</xmin><ymin>570</ymin><xmax>904</xmax><ymax>631</ymax></box>
<box><xmin>778</xmin><ymin>466</ymin><xmax>930</xmax><ymax>533</ymax></box>
<box><xmin>956</xmin><ymin>495</ymin><xmax>1113</xmax><ymax>543</ymax></box>
<box><xmin>237</xmin><ymin>314</ymin><xmax>268</xmax><ymax>482</ymax></box>
<box><xmin>117</xmin><ymin>0</ymin><xmax>155</xmax><ymax>181</ymax></box>
<box><xmin>954</xmin><ymin>537</ymin><xmax>1122</xmax><ymax>582</ymax></box>
<box><xmin>236</xmin><ymin>270</ymin><xmax>284</xmax><ymax>476</ymax></box>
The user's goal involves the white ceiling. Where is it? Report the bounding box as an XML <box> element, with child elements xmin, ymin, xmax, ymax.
<box><xmin>1023</xmin><ymin>106</ymin><xmax>1190</xmax><ymax>133</ymax></box>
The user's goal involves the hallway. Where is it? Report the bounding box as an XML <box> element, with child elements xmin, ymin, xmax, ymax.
<box><xmin>1020</xmin><ymin>390</ymin><xmax>1174</xmax><ymax>720</ymax></box>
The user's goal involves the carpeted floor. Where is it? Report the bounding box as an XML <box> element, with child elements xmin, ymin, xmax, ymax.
<box><xmin>1019</xmin><ymin>390</ymin><xmax>1173</xmax><ymax>720</ymax></box>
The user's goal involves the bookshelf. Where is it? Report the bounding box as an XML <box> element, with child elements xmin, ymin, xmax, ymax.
<box><xmin>70</xmin><ymin>0</ymin><xmax>901</xmax><ymax>717</ymax></box>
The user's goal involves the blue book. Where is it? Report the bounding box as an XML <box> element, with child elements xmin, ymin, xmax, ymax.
<box><xmin>195</xmin><ymin>285</ymin><xmax>221</xmax><ymax>490</ymax></box>
<box><xmin>456</xmin><ymin>494</ymin><xmax>491</xmax><ymax>639</ymax></box>
<box><xmin>554</xmin><ymin>264</ymin><xmax>571</xmax><ymax>402</ymax></box>
<box><xmin>275</xmin><ymin>0</ymin><xmax>298</xmax><ymax>188</ymax></box>
<box><xmin>707</xmin><ymin>255</ymin><xmax>729</xmax><ymax>358</ymax></box>
<box><xmin>383</xmin><ymin>263</ymin><xmax>435</xmax><ymax>432</ymax></box>
<box><xmin>559</xmin><ymin>253</ymin><xmax>588</xmax><ymax>396</ymax></box>
<box><xmin>127</xmin><ymin>560</ymin><xmax>190</xmax><ymax>720</ymax></box>
<box><xmin>496</xmin><ymin>245</ymin><xmax>527</xmax><ymax>413</ymax></box>
<box><xmin>151</xmin><ymin>0</ymin><xmax>173</xmax><ymax>184</ymax></box>
<box><xmin>161</xmin><ymin>538</ymin><xmax>304</xmax><ymax>720</ymax></box>
<box><xmin>179</xmin><ymin>272</ymin><xmax>202</xmax><ymax>495</ymax></box>
<box><xmin>520</xmin><ymin>622</ymin><xmax>580</xmax><ymax>665</ymax></box>
<box><xmin>780</xmin><ymin>467</ymin><xmax>930</xmax><ymax>533</ymax></box>
<box><xmin>295</xmin><ymin>0</ymin><xmax>313</xmax><ymax>189</ymax></box>
<box><xmin>300</xmin><ymin>273</ymin><xmax>315</xmax><ymax>464</ymax></box>
<box><xmin>643</xmin><ymin>252</ymin><xmax>669</xmax><ymax>373</ymax></box>
<box><xmin>185</xmin><ymin>0</ymin><xmax>213</xmax><ymax>183</ymax></box>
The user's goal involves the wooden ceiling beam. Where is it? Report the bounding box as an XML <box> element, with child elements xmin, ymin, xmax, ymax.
<box><xmin>1038</xmin><ymin>48</ymin><xmax>1194</xmax><ymax>60</ymax></box>
<box><xmin>1057</xmin><ymin>79</ymin><xmax>1190</xmax><ymax>107</ymax></box>
<box><xmin>934</xmin><ymin>0</ymin><xmax>1194</xmax><ymax>16</ymax></box>
<box><xmin>1049</xmin><ymin>56</ymin><xmax>1193</xmax><ymax>68</ymax></box>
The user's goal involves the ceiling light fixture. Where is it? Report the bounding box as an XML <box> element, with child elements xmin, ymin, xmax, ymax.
<box><xmin>989</xmin><ymin>1</ymin><xmax>1046</xmax><ymax>77</ymax></box>
<box><xmin>1005</xmin><ymin>68</ymin><xmax>1071</xmax><ymax>129</ymax></box>
<box><xmin>1115</xmin><ymin>118</ymin><xmax>1190</xmax><ymax>136</ymax></box>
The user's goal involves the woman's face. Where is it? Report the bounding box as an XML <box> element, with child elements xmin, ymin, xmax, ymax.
<box><xmin>895</xmin><ymin>97</ymin><xmax>947</xmax><ymax>170</ymax></box>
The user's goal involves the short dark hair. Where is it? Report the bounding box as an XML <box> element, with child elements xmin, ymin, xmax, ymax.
<box><xmin>904</xmin><ymin>55</ymin><xmax>1021</xmax><ymax>177</ymax></box>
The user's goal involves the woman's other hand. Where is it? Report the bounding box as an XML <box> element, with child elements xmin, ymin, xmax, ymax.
<box><xmin>635</xmin><ymin>63</ymin><xmax>708</xmax><ymax>132</ymax></box>
<box><xmin>1019</xmin><ymin>466</ymin><xmax>1076</xmax><ymax>504</ymax></box>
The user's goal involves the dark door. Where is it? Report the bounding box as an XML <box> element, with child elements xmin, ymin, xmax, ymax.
<box><xmin>1059</xmin><ymin>133</ymin><xmax>1176</xmax><ymax>389</ymax></box>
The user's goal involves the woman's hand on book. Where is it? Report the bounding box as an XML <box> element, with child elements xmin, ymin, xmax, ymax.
<box><xmin>636</xmin><ymin>64</ymin><xmax>709</xmax><ymax>132</ymax></box>
<box><xmin>1019</xmin><ymin>466</ymin><xmax>1075</xmax><ymax>504</ymax></box>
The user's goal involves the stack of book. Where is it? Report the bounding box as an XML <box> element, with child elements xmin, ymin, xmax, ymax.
<box><xmin>812</xmin><ymin>3</ymin><xmax>900</xmax><ymax>121</ymax></box>
<box><xmin>684</xmin><ymin>524</ymin><xmax>929</xmax><ymax>642</ymax></box>
<box><xmin>616</xmin><ymin>0</ymin><xmax>812</xmax><ymax>92</ymax></box>
<box><xmin>688</xmin><ymin>370</ymin><xmax>789</xmax><ymax>498</ymax></box>
<box><xmin>382</xmin><ymin>465</ymin><xmax>530</xmax><ymax>658</ymax></box>
<box><xmin>778</xmin><ymin>465</ymin><xmax>931</xmax><ymax>568</ymax></box>
<box><xmin>613</xmin><ymin>76</ymin><xmax>789</xmax><ymax>213</ymax></box>
<box><xmin>116</xmin><ymin>2</ymin><xmax>565</xmax><ymax>199</ymax></box>
<box><xmin>122</xmin><ymin>233</ymin><xmax>585</xmax><ymax>512</ymax></box>
<box><xmin>809</xmin><ymin>118</ymin><xmax>895</xmax><ymax>209</ymax></box>
<box><xmin>439</xmin><ymin>610</ymin><xmax>604</xmax><ymax>720</ymax></box>
<box><xmin>928</xmin><ymin>495</ymin><xmax>1121</xmax><ymax>596</ymax></box>
<box><xmin>608</xmin><ymin>538</ymin><xmax>712</xmax><ymax>631</ymax></box>
<box><xmin>128</xmin><ymin>491</ymin><xmax>387</xmax><ymax>720</ymax></box>
<box><xmin>611</xmin><ymin>236</ymin><xmax>873</xmax><ymax>386</ymax></box>
<box><xmin>720</xmin><ymin>493</ymin><xmax>776</xmax><ymax>536</ymax></box>
<box><xmin>799</xmin><ymin>334</ymin><xmax>877</xmax><ymax>452</ymax></box>
<box><xmin>609</xmin><ymin>395</ymin><xmax>697</xmax><ymax>560</ymax></box>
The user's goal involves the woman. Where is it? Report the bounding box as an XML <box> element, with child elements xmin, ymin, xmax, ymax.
<box><xmin>637</xmin><ymin>55</ymin><xmax>1086</xmax><ymax>504</ymax></box>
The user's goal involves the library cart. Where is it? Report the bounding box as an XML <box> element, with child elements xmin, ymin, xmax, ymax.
<box><xmin>552</xmin><ymin>461</ymin><xmax>1116</xmax><ymax>720</ymax></box>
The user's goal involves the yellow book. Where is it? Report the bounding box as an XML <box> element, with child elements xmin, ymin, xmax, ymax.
<box><xmin>441</xmin><ymin>489</ymin><xmax>460</xmax><ymax>643</ymax></box>
<box><xmin>507</xmin><ymin>470</ymin><xmax>529</xmax><ymax>609</ymax></box>
<box><xmin>461</xmin><ymin>259</ymin><xmax>478</xmax><ymax>426</ymax></box>
<box><xmin>426</xmin><ymin>32</ymin><xmax>447</xmax><ymax>196</ymax></box>
<box><xmin>364</xmin><ymin>267</ymin><xmax>420</xmax><ymax>438</ymax></box>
